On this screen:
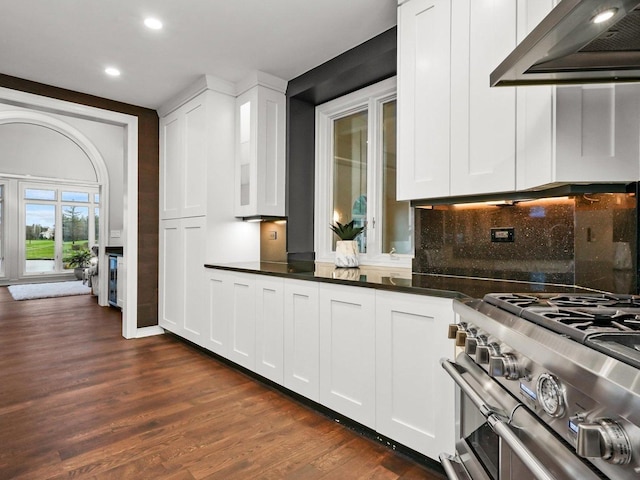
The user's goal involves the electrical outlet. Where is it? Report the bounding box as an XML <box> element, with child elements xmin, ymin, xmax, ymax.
<box><xmin>268</xmin><ymin>231</ymin><xmax>277</xmax><ymax>240</ymax></box>
<box><xmin>491</xmin><ymin>227</ymin><xmax>514</xmax><ymax>243</ymax></box>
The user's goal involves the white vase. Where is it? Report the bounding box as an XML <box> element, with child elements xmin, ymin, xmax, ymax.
<box><xmin>335</xmin><ymin>240</ymin><xmax>359</xmax><ymax>268</ymax></box>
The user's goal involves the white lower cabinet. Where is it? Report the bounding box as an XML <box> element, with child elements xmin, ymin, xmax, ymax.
<box><xmin>226</xmin><ymin>272</ymin><xmax>257</xmax><ymax>371</ymax></box>
<box><xmin>375</xmin><ymin>290</ymin><xmax>456</xmax><ymax>460</ymax></box>
<box><xmin>283</xmin><ymin>279</ymin><xmax>320</xmax><ymax>401</ymax></box>
<box><xmin>159</xmin><ymin>217</ymin><xmax>207</xmax><ymax>346</ymax></box>
<box><xmin>255</xmin><ymin>276</ymin><xmax>285</xmax><ymax>383</ymax></box>
<box><xmin>205</xmin><ymin>268</ymin><xmax>231</xmax><ymax>357</ymax></box>
<box><xmin>319</xmin><ymin>284</ymin><xmax>376</xmax><ymax>429</ymax></box>
<box><xmin>201</xmin><ymin>270</ymin><xmax>456</xmax><ymax>462</ymax></box>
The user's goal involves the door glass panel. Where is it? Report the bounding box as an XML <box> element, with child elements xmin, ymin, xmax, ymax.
<box><xmin>332</xmin><ymin>110</ymin><xmax>368</xmax><ymax>252</ymax></box>
<box><xmin>25</xmin><ymin>188</ymin><xmax>56</xmax><ymax>201</ymax></box>
<box><xmin>25</xmin><ymin>203</ymin><xmax>56</xmax><ymax>273</ymax></box>
<box><xmin>61</xmin><ymin>191</ymin><xmax>89</xmax><ymax>202</ymax></box>
<box><xmin>381</xmin><ymin>101</ymin><xmax>412</xmax><ymax>254</ymax></box>
<box><xmin>62</xmin><ymin>205</ymin><xmax>89</xmax><ymax>268</ymax></box>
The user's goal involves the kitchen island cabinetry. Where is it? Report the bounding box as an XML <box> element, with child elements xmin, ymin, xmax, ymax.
<box><xmin>283</xmin><ymin>279</ymin><xmax>320</xmax><ymax>402</ymax></box>
<box><xmin>376</xmin><ymin>290</ymin><xmax>455</xmax><ymax>460</ymax></box>
<box><xmin>319</xmin><ymin>284</ymin><xmax>376</xmax><ymax>429</ymax></box>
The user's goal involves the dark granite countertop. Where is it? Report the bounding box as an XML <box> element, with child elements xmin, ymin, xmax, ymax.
<box><xmin>204</xmin><ymin>261</ymin><xmax>605</xmax><ymax>299</ymax></box>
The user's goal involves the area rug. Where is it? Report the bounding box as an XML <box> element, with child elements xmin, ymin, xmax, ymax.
<box><xmin>7</xmin><ymin>281</ymin><xmax>91</xmax><ymax>301</ymax></box>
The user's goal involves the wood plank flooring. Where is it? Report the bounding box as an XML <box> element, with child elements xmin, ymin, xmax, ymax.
<box><xmin>0</xmin><ymin>288</ymin><xmax>445</xmax><ymax>480</ymax></box>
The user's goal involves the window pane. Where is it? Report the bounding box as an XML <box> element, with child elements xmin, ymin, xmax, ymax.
<box><xmin>62</xmin><ymin>191</ymin><xmax>89</xmax><ymax>202</ymax></box>
<box><xmin>62</xmin><ymin>205</ymin><xmax>89</xmax><ymax>265</ymax></box>
<box><xmin>25</xmin><ymin>204</ymin><xmax>56</xmax><ymax>273</ymax></box>
<box><xmin>381</xmin><ymin>101</ymin><xmax>412</xmax><ymax>254</ymax></box>
<box><xmin>333</xmin><ymin>110</ymin><xmax>368</xmax><ymax>252</ymax></box>
<box><xmin>94</xmin><ymin>193</ymin><xmax>100</xmax><ymax>203</ymax></box>
<box><xmin>25</xmin><ymin>188</ymin><xmax>55</xmax><ymax>201</ymax></box>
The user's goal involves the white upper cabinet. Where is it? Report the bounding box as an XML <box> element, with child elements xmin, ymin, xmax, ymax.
<box><xmin>397</xmin><ymin>0</ymin><xmax>451</xmax><ymax>201</ymax></box>
<box><xmin>235</xmin><ymin>71</ymin><xmax>287</xmax><ymax>218</ymax></box>
<box><xmin>450</xmin><ymin>0</ymin><xmax>517</xmax><ymax>196</ymax></box>
<box><xmin>397</xmin><ymin>0</ymin><xmax>640</xmax><ymax>201</ymax></box>
<box><xmin>159</xmin><ymin>76</ymin><xmax>238</xmax><ymax>220</ymax></box>
<box><xmin>160</xmin><ymin>93</ymin><xmax>209</xmax><ymax>219</ymax></box>
<box><xmin>518</xmin><ymin>83</ymin><xmax>640</xmax><ymax>190</ymax></box>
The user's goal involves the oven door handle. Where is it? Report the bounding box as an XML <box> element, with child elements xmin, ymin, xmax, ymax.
<box><xmin>439</xmin><ymin>453</ymin><xmax>472</xmax><ymax>480</ymax></box>
<box><xmin>441</xmin><ymin>358</ymin><xmax>557</xmax><ymax>480</ymax></box>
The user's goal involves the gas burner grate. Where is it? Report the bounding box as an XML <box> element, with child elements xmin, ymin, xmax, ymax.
<box><xmin>547</xmin><ymin>294</ymin><xmax>640</xmax><ymax>308</ymax></box>
<box><xmin>523</xmin><ymin>307</ymin><xmax>640</xmax><ymax>335</ymax></box>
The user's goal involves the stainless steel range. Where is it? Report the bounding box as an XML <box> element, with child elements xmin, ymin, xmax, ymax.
<box><xmin>439</xmin><ymin>293</ymin><xmax>640</xmax><ymax>480</ymax></box>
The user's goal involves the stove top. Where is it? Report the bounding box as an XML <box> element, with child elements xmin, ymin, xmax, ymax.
<box><xmin>483</xmin><ymin>292</ymin><xmax>640</xmax><ymax>369</ymax></box>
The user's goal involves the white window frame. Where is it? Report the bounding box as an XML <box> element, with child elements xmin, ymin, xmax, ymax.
<box><xmin>18</xmin><ymin>180</ymin><xmax>100</xmax><ymax>277</ymax></box>
<box><xmin>314</xmin><ymin>76</ymin><xmax>413</xmax><ymax>268</ymax></box>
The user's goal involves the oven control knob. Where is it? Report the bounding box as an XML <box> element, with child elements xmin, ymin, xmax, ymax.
<box><xmin>488</xmin><ymin>353</ymin><xmax>520</xmax><ymax>380</ymax></box>
<box><xmin>476</xmin><ymin>342</ymin><xmax>500</xmax><ymax>364</ymax></box>
<box><xmin>447</xmin><ymin>323</ymin><xmax>459</xmax><ymax>339</ymax></box>
<box><xmin>576</xmin><ymin>419</ymin><xmax>632</xmax><ymax>465</ymax></box>
<box><xmin>464</xmin><ymin>334</ymin><xmax>486</xmax><ymax>355</ymax></box>
<box><xmin>455</xmin><ymin>329</ymin><xmax>467</xmax><ymax>347</ymax></box>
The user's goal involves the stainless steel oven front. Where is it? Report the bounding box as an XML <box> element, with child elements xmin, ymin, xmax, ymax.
<box><xmin>439</xmin><ymin>353</ymin><xmax>602</xmax><ymax>480</ymax></box>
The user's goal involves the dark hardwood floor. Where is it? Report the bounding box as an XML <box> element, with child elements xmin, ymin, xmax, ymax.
<box><xmin>0</xmin><ymin>288</ymin><xmax>445</xmax><ymax>480</ymax></box>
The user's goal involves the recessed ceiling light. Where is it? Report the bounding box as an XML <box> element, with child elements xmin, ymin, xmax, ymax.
<box><xmin>592</xmin><ymin>8</ymin><xmax>617</xmax><ymax>24</ymax></box>
<box><xmin>105</xmin><ymin>67</ymin><xmax>121</xmax><ymax>77</ymax></box>
<box><xmin>144</xmin><ymin>17</ymin><xmax>163</xmax><ymax>30</ymax></box>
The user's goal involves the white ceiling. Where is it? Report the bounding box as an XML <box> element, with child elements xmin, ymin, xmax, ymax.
<box><xmin>1</xmin><ymin>0</ymin><xmax>397</xmax><ymax>110</ymax></box>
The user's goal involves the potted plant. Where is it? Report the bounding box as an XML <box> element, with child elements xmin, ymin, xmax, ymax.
<box><xmin>65</xmin><ymin>248</ymin><xmax>92</xmax><ymax>280</ymax></box>
<box><xmin>330</xmin><ymin>220</ymin><xmax>365</xmax><ymax>268</ymax></box>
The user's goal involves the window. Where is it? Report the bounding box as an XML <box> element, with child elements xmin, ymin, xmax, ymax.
<box><xmin>20</xmin><ymin>182</ymin><xmax>100</xmax><ymax>276</ymax></box>
<box><xmin>315</xmin><ymin>77</ymin><xmax>413</xmax><ymax>267</ymax></box>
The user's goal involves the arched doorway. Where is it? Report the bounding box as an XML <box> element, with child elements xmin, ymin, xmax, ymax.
<box><xmin>0</xmin><ymin>88</ymin><xmax>146</xmax><ymax>339</ymax></box>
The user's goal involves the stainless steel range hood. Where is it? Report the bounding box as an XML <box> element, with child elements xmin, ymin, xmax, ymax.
<box><xmin>491</xmin><ymin>0</ymin><xmax>640</xmax><ymax>86</ymax></box>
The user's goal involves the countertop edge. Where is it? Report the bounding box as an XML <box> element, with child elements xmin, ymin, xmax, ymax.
<box><xmin>204</xmin><ymin>263</ymin><xmax>467</xmax><ymax>300</ymax></box>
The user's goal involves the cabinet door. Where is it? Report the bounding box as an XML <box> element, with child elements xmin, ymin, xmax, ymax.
<box><xmin>375</xmin><ymin>291</ymin><xmax>456</xmax><ymax>460</ymax></box>
<box><xmin>450</xmin><ymin>0</ymin><xmax>516</xmax><ymax>196</ymax></box>
<box><xmin>283</xmin><ymin>279</ymin><xmax>320</xmax><ymax>401</ymax></box>
<box><xmin>159</xmin><ymin>217</ymin><xmax>207</xmax><ymax>346</ymax></box>
<box><xmin>396</xmin><ymin>0</ymin><xmax>451</xmax><ymax>201</ymax></box>
<box><xmin>160</xmin><ymin>112</ymin><xmax>182</xmax><ymax>219</ymax></box>
<box><xmin>235</xmin><ymin>83</ymin><xmax>286</xmax><ymax>218</ymax></box>
<box><xmin>255</xmin><ymin>276</ymin><xmax>285</xmax><ymax>383</ymax></box>
<box><xmin>555</xmin><ymin>84</ymin><xmax>640</xmax><ymax>184</ymax></box>
<box><xmin>226</xmin><ymin>272</ymin><xmax>257</xmax><ymax>371</ymax></box>
<box><xmin>206</xmin><ymin>269</ymin><xmax>231</xmax><ymax>357</ymax></box>
<box><xmin>182</xmin><ymin>218</ymin><xmax>207</xmax><ymax>346</ymax></box>
<box><xmin>159</xmin><ymin>219</ymin><xmax>182</xmax><ymax>332</ymax></box>
<box><xmin>319</xmin><ymin>284</ymin><xmax>376</xmax><ymax>428</ymax></box>
<box><xmin>159</xmin><ymin>94</ymin><xmax>208</xmax><ymax>219</ymax></box>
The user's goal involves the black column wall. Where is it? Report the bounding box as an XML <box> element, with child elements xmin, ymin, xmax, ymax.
<box><xmin>285</xmin><ymin>27</ymin><xmax>397</xmax><ymax>261</ymax></box>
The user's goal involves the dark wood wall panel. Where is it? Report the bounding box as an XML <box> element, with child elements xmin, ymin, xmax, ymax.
<box><xmin>0</xmin><ymin>73</ymin><xmax>159</xmax><ymax>328</ymax></box>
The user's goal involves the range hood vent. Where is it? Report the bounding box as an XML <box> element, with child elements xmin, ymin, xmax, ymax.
<box><xmin>491</xmin><ymin>0</ymin><xmax>640</xmax><ymax>86</ymax></box>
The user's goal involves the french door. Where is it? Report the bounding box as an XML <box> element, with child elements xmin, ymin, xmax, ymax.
<box><xmin>20</xmin><ymin>182</ymin><xmax>99</xmax><ymax>277</ymax></box>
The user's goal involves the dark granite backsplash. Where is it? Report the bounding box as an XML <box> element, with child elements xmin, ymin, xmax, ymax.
<box><xmin>414</xmin><ymin>192</ymin><xmax>637</xmax><ymax>294</ymax></box>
